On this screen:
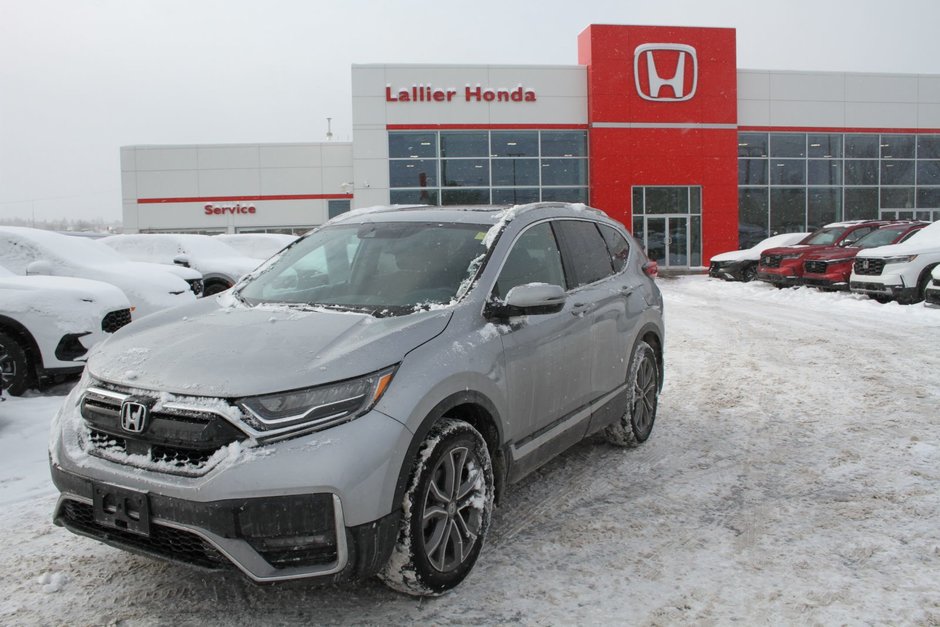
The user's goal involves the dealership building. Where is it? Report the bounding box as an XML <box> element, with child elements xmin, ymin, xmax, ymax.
<box><xmin>120</xmin><ymin>24</ymin><xmax>940</xmax><ymax>268</ymax></box>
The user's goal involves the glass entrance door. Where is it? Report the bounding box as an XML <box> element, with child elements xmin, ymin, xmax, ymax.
<box><xmin>642</xmin><ymin>216</ymin><xmax>690</xmax><ymax>267</ymax></box>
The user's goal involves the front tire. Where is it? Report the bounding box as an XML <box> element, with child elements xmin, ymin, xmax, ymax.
<box><xmin>604</xmin><ymin>340</ymin><xmax>659</xmax><ymax>447</ymax></box>
<box><xmin>379</xmin><ymin>418</ymin><xmax>494</xmax><ymax>596</ymax></box>
<box><xmin>0</xmin><ymin>331</ymin><xmax>31</xmax><ymax>396</ymax></box>
<box><xmin>742</xmin><ymin>263</ymin><xmax>758</xmax><ymax>282</ymax></box>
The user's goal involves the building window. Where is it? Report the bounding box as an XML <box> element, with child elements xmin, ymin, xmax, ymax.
<box><xmin>328</xmin><ymin>199</ymin><xmax>351</xmax><ymax>219</ymax></box>
<box><xmin>737</xmin><ymin>131</ymin><xmax>940</xmax><ymax>247</ymax></box>
<box><xmin>388</xmin><ymin>130</ymin><xmax>589</xmax><ymax>206</ymax></box>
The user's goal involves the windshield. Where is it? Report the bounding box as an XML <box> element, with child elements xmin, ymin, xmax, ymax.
<box><xmin>804</xmin><ymin>227</ymin><xmax>848</xmax><ymax>246</ymax></box>
<box><xmin>852</xmin><ymin>226</ymin><xmax>910</xmax><ymax>249</ymax></box>
<box><xmin>238</xmin><ymin>222</ymin><xmax>489</xmax><ymax>315</ymax></box>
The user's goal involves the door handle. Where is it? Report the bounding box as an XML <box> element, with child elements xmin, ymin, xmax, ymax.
<box><xmin>571</xmin><ymin>302</ymin><xmax>598</xmax><ymax>316</ymax></box>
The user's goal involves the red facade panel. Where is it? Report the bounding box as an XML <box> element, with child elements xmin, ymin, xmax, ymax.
<box><xmin>578</xmin><ymin>25</ymin><xmax>740</xmax><ymax>264</ymax></box>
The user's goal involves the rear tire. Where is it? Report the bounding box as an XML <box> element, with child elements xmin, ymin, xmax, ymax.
<box><xmin>379</xmin><ymin>418</ymin><xmax>494</xmax><ymax>596</ymax></box>
<box><xmin>605</xmin><ymin>340</ymin><xmax>659</xmax><ymax>447</ymax></box>
<box><xmin>0</xmin><ymin>331</ymin><xmax>31</xmax><ymax>396</ymax></box>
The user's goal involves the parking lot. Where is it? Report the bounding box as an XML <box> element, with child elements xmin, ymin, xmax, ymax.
<box><xmin>1</xmin><ymin>275</ymin><xmax>938</xmax><ymax>625</ymax></box>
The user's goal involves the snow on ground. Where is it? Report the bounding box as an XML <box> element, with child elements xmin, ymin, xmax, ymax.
<box><xmin>1</xmin><ymin>275</ymin><xmax>939</xmax><ymax>624</ymax></box>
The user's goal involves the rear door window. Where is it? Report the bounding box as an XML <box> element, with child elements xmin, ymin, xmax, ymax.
<box><xmin>599</xmin><ymin>224</ymin><xmax>631</xmax><ymax>273</ymax></box>
<box><xmin>554</xmin><ymin>220</ymin><xmax>615</xmax><ymax>287</ymax></box>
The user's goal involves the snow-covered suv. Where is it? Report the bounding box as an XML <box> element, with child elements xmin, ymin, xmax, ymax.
<box><xmin>102</xmin><ymin>234</ymin><xmax>264</xmax><ymax>295</ymax></box>
<box><xmin>0</xmin><ymin>264</ymin><xmax>131</xmax><ymax>396</ymax></box>
<box><xmin>709</xmin><ymin>232</ymin><xmax>809</xmax><ymax>282</ymax></box>
<box><xmin>50</xmin><ymin>203</ymin><xmax>664</xmax><ymax>596</ymax></box>
<box><xmin>850</xmin><ymin>219</ymin><xmax>940</xmax><ymax>304</ymax></box>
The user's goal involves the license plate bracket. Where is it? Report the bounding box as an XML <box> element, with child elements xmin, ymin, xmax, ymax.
<box><xmin>92</xmin><ymin>483</ymin><xmax>151</xmax><ymax>537</ymax></box>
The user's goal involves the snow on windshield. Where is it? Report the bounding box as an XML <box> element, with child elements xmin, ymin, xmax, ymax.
<box><xmin>238</xmin><ymin>221</ymin><xmax>490</xmax><ymax>314</ymax></box>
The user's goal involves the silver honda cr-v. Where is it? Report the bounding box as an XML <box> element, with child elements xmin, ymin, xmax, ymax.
<box><xmin>50</xmin><ymin>202</ymin><xmax>665</xmax><ymax>595</ymax></box>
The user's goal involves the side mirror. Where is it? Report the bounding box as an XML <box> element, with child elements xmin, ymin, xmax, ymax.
<box><xmin>486</xmin><ymin>283</ymin><xmax>566</xmax><ymax>318</ymax></box>
<box><xmin>173</xmin><ymin>254</ymin><xmax>191</xmax><ymax>268</ymax></box>
<box><xmin>26</xmin><ymin>260</ymin><xmax>54</xmax><ymax>276</ymax></box>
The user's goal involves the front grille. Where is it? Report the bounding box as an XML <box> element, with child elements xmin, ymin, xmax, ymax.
<box><xmin>81</xmin><ymin>386</ymin><xmax>248</xmax><ymax>476</ymax></box>
<box><xmin>761</xmin><ymin>255</ymin><xmax>782</xmax><ymax>268</ymax></box>
<box><xmin>854</xmin><ymin>258</ymin><xmax>885</xmax><ymax>276</ymax></box>
<box><xmin>101</xmin><ymin>309</ymin><xmax>132</xmax><ymax>333</ymax></box>
<box><xmin>804</xmin><ymin>260</ymin><xmax>827</xmax><ymax>274</ymax></box>
<box><xmin>59</xmin><ymin>500</ymin><xmax>229</xmax><ymax>570</ymax></box>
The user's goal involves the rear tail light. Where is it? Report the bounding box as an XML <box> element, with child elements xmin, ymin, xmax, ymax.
<box><xmin>643</xmin><ymin>261</ymin><xmax>658</xmax><ymax>278</ymax></box>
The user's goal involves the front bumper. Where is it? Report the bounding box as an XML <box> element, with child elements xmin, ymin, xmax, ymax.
<box><xmin>708</xmin><ymin>261</ymin><xmax>752</xmax><ymax>281</ymax></box>
<box><xmin>757</xmin><ymin>270</ymin><xmax>802</xmax><ymax>287</ymax></box>
<box><xmin>49</xmin><ymin>385</ymin><xmax>413</xmax><ymax>582</ymax></box>
<box><xmin>51</xmin><ymin>466</ymin><xmax>400</xmax><ymax>583</ymax></box>
<box><xmin>923</xmin><ymin>287</ymin><xmax>940</xmax><ymax>307</ymax></box>
<box><xmin>802</xmin><ymin>274</ymin><xmax>849</xmax><ymax>290</ymax></box>
<box><xmin>848</xmin><ymin>275</ymin><xmax>915</xmax><ymax>302</ymax></box>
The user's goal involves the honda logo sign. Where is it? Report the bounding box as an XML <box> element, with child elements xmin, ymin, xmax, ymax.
<box><xmin>120</xmin><ymin>399</ymin><xmax>150</xmax><ymax>433</ymax></box>
<box><xmin>634</xmin><ymin>43</ymin><xmax>698</xmax><ymax>102</ymax></box>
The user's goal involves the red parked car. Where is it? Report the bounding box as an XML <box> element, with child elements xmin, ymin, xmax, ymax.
<box><xmin>802</xmin><ymin>222</ymin><xmax>928</xmax><ymax>290</ymax></box>
<box><xmin>757</xmin><ymin>220</ymin><xmax>891</xmax><ymax>288</ymax></box>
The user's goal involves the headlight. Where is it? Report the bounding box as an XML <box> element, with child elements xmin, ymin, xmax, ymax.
<box><xmin>237</xmin><ymin>366</ymin><xmax>396</xmax><ymax>440</ymax></box>
<box><xmin>881</xmin><ymin>255</ymin><xmax>918</xmax><ymax>264</ymax></box>
<box><xmin>780</xmin><ymin>253</ymin><xmax>803</xmax><ymax>260</ymax></box>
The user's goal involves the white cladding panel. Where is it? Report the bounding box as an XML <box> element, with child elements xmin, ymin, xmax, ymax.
<box><xmin>737</xmin><ymin>70</ymin><xmax>940</xmax><ymax>129</ymax></box>
<box><xmin>350</xmin><ymin>64</ymin><xmax>586</xmax><ymax>208</ymax></box>
<box><xmin>122</xmin><ymin>142</ymin><xmax>351</xmax><ymax>233</ymax></box>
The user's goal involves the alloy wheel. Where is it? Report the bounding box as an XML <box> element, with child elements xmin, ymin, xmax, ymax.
<box><xmin>420</xmin><ymin>445</ymin><xmax>486</xmax><ymax>573</ymax></box>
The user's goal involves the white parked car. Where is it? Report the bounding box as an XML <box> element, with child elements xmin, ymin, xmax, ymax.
<box><xmin>850</xmin><ymin>220</ymin><xmax>940</xmax><ymax>304</ymax></box>
<box><xmin>102</xmin><ymin>234</ymin><xmax>264</xmax><ymax>295</ymax></box>
<box><xmin>216</xmin><ymin>233</ymin><xmax>297</xmax><ymax>260</ymax></box>
<box><xmin>0</xmin><ymin>264</ymin><xmax>131</xmax><ymax>396</ymax></box>
<box><xmin>708</xmin><ymin>232</ymin><xmax>810</xmax><ymax>282</ymax></box>
<box><xmin>0</xmin><ymin>227</ymin><xmax>197</xmax><ymax>317</ymax></box>
<box><xmin>924</xmin><ymin>265</ymin><xmax>940</xmax><ymax>307</ymax></box>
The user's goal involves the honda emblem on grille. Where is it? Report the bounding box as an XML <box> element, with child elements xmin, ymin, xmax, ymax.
<box><xmin>862</xmin><ymin>259</ymin><xmax>870</xmax><ymax>270</ymax></box>
<box><xmin>120</xmin><ymin>399</ymin><xmax>150</xmax><ymax>433</ymax></box>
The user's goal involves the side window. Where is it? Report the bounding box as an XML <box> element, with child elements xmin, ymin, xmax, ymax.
<box><xmin>555</xmin><ymin>220</ymin><xmax>615</xmax><ymax>287</ymax></box>
<box><xmin>493</xmin><ymin>222</ymin><xmax>566</xmax><ymax>299</ymax></box>
<box><xmin>599</xmin><ymin>224</ymin><xmax>631</xmax><ymax>273</ymax></box>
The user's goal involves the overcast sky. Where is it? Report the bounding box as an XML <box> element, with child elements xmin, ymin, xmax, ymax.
<box><xmin>2</xmin><ymin>0</ymin><xmax>939</xmax><ymax>223</ymax></box>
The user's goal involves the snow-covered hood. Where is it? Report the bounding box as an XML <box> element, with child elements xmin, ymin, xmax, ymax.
<box><xmin>856</xmin><ymin>237</ymin><xmax>940</xmax><ymax>258</ymax></box>
<box><xmin>70</xmin><ymin>262</ymin><xmax>196</xmax><ymax>317</ymax></box>
<box><xmin>0</xmin><ymin>275</ymin><xmax>129</xmax><ymax>314</ymax></box>
<box><xmin>130</xmin><ymin>261</ymin><xmax>201</xmax><ymax>281</ymax></box>
<box><xmin>711</xmin><ymin>233</ymin><xmax>810</xmax><ymax>262</ymax></box>
<box><xmin>88</xmin><ymin>296</ymin><xmax>453</xmax><ymax>397</ymax></box>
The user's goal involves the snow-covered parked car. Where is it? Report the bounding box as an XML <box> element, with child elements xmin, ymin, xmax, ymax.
<box><xmin>216</xmin><ymin>233</ymin><xmax>298</xmax><ymax>260</ymax></box>
<box><xmin>709</xmin><ymin>232</ymin><xmax>810</xmax><ymax>282</ymax></box>
<box><xmin>0</xmin><ymin>264</ymin><xmax>131</xmax><ymax>396</ymax></box>
<box><xmin>850</xmin><ymin>220</ymin><xmax>940</xmax><ymax>304</ymax></box>
<box><xmin>0</xmin><ymin>227</ymin><xmax>197</xmax><ymax>317</ymax></box>
<box><xmin>101</xmin><ymin>234</ymin><xmax>264</xmax><ymax>295</ymax></box>
<box><xmin>50</xmin><ymin>202</ymin><xmax>665</xmax><ymax>596</ymax></box>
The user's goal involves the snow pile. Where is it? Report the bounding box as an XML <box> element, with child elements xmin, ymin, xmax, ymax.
<box><xmin>1</xmin><ymin>275</ymin><xmax>939</xmax><ymax>623</ymax></box>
